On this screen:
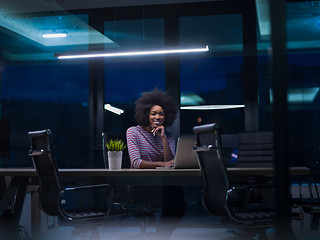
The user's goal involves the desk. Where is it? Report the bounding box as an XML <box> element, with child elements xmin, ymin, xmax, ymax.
<box><xmin>0</xmin><ymin>166</ymin><xmax>311</xmax><ymax>177</ymax></box>
<box><xmin>0</xmin><ymin>166</ymin><xmax>310</xmax><ymax>237</ymax></box>
<box><xmin>0</xmin><ymin>168</ymin><xmax>203</xmax><ymax>186</ymax></box>
<box><xmin>0</xmin><ymin>166</ymin><xmax>310</xmax><ymax>188</ymax></box>
<box><xmin>226</xmin><ymin>166</ymin><xmax>311</xmax><ymax>176</ymax></box>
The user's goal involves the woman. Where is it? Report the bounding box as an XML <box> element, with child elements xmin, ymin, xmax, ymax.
<box><xmin>126</xmin><ymin>88</ymin><xmax>178</xmax><ymax>169</ymax></box>
<box><xmin>126</xmin><ymin>89</ymin><xmax>187</xmax><ymax>239</ymax></box>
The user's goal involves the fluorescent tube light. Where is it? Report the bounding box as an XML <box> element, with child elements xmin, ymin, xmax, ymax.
<box><xmin>181</xmin><ymin>105</ymin><xmax>245</xmax><ymax>110</ymax></box>
<box><xmin>54</xmin><ymin>46</ymin><xmax>209</xmax><ymax>59</ymax></box>
<box><xmin>104</xmin><ymin>104</ymin><xmax>124</xmax><ymax>115</ymax></box>
<box><xmin>42</xmin><ymin>33</ymin><xmax>67</xmax><ymax>38</ymax></box>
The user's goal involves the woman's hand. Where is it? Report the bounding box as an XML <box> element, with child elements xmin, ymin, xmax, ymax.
<box><xmin>151</xmin><ymin>125</ymin><xmax>166</xmax><ymax>138</ymax></box>
<box><xmin>163</xmin><ymin>159</ymin><xmax>174</xmax><ymax>168</ymax></box>
<box><xmin>139</xmin><ymin>159</ymin><xmax>174</xmax><ymax>168</ymax></box>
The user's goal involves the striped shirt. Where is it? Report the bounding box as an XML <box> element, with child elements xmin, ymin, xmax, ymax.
<box><xmin>126</xmin><ymin>125</ymin><xmax>176</xmax><ymax>169</ymax></box>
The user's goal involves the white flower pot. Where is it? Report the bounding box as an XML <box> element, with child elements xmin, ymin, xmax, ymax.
<box><xmin>107</xmin><ymin>151</ymin><xmax>123</xmax><ymax>170</ymax></box>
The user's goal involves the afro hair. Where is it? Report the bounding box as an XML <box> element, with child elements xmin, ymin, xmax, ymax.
<box><xmin>135</xmin><ymin>89</ymin><xmax>178</xmax><ymax>127</ymax></box>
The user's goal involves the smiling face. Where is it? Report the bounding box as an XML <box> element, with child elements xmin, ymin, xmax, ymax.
<box><xmin>149</xmin><ymin>105</ymin><xmax>165</xmax><ymax>128</ymax></box>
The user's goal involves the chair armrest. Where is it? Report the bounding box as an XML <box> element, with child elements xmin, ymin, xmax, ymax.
<box><xmin>28</xmin><ymin>150</ymin><xmax>45</xmax><ymax>156</ymax></box>
<box><xmin>228</xmin><ymin>183</ymin><xmax>274</xmax><ymax>192</ymax></box>
<box><xmin>64</xmin><ymin>183</ymin><xmax>113</xmax><ymax>191</ymax></box>
<box><xmin>194</xmin><ymin>145</ymin><xmax>214</xmax><ymax>152</ymax></box>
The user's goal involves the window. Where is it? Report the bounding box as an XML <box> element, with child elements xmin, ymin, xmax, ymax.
<box><xmin>180</xmin><ymin>14</ymin><xmax>245</xmax><ymax>135</ymax></box>
<box><xmin>258</xmin><ymin>1</ymin><xmax>320</xmax><ymax>170</ymax></box>
<box><xmin>1</xmin><ymin>62</ymin><xmax>89</xmax><ymax>167</ymax></box>
<box><xmin>0</xmin><ymin>13</ymin><xmax>91</xmax><ymax>168</ymax></box>
<box><xmin>104</xmin><ymin>18</ymin><xmax>165</xmax><ymax>134</ymax></box>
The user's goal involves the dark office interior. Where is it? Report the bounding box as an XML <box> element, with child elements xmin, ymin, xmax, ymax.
<box><xmin>1</xmin><ymin>0</ymin><xmax>320</xmax><ymax>239</ymax></box>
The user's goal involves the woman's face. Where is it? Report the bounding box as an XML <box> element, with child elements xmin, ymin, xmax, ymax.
<box><xmin>149</xmin><ymin>105</ymin><xmax>165</xmax><ymax>128</ymax></box>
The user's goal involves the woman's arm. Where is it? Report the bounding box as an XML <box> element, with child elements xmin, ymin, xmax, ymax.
<box><xmin>127</xmin><ymin>127</ymin><xmax>174</xmax><ymax>169</ymax></box>
<box><xmin>162</xmin><ymin>135</ymin><xmax>174</xmax><ymax>161</ymax></box>
<box><xmin>153</xmin><ymin>126</ymin><xmax>174</xmax><ymax>161</ymax></box>
<box><xmin>139</xmin><ymin>159</ymin><xmax>173</xmax><ymax>169</ymax></box>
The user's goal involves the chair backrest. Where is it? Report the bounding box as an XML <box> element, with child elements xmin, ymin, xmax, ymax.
<box><xmin>28</xmin><ymin>129</ymin><xmax>62</xmax><ymax>216</ymax></box>
<box><xmin>193</xmin><ymin>123</ymin><xmax>229</xmax><ymax>216</ymax></box>
<box><xmin>237</xmin><ymin>131</ymin><xmax>274</xmax><ymax>167</ymax></box>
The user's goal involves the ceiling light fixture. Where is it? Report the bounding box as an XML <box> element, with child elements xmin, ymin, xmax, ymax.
<box><xmin>42</xmin><ymin>33</ymin><xmax>67</xmax><ymax>38</ymax></box>
<box><xmin>54</xmin><ymin>46</ymin><xmax>209</xmax><ymax>59</ymax></box>
<box><xmin>181</xmin><ymin>105</ymin><xmax>245</xmax><ymax>110</ymax></box>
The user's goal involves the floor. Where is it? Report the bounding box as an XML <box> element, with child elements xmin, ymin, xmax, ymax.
<box><xmin>27</xmin><ymin>202</ymin><xmax>320</xmax><ymax>240</ymax></box>
<box><xmin>16</xmin><ymin>186</ymin><xmax>320</xmax><ymax>240</ymax></box>
<box><xmin>30</xmin><ymin>206</ymin><xmax>239</xmax><ymax>240</ymax></box>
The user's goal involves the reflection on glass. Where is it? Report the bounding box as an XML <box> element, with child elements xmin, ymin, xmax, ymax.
<box><xmin>258</xmin><ymin>2</ymin><xmax>320</xmax><ymax>171</ymax></box>
<box><xmin>180</xmin><ymin>14</ymin><xmax>244</xmax><ymax>135</ymax></box>
<box><xmin>1</xmin><ymin>62</ymin><xmax>89</xmax><ymax>168</ymax></box>
<box><xmin>104</xmin><ymin>18</ymin><xmax>165</xmax><ymax>133</ymax></box>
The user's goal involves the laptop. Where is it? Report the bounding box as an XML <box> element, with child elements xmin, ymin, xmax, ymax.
<box><xmin>173</xmin><ymin>137</ymin><xmax>200</xmax><ymax>169</ymax></box>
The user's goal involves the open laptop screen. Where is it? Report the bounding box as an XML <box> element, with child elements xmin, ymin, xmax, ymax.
<box><xmin>174</xmin><ymin>137</ymin><xmax>199</xmax><ymax>169</ymax></box>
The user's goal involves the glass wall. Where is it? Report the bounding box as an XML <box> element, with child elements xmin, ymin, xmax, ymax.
<box><xmin>180</xmin><ymin>14</ymin><xmax>245</xmax><ymax>135</ymax></box>
<box><xmin>103</xmin><ymin>18</ymin><xmax>165</xmax><ymax>133</ymax></box>
<box><xmin>0</xmin><ymin>12</ymin><xmax>91</xmax><ymax>168</ymax></box>
<box><xmin>258</xmin><ymin>1</ymin><xmax>320</xmax><ymax>171</ymax></box>
<box><xmin>286</xmin><ymin>2</ymin><xmax>320</xmax><ymax>171</ymax></box>
<box><xmin>1</xmin><ymin>1</ymin><xmax>319</xmax><ymax>172</ymax></box>
<box><xmin>1</xmin><ymin>61</ymin><xmax>89</xmax><ymax>168</ymax></box>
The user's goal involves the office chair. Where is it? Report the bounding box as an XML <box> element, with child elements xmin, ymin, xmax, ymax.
<box><xmin>291</xmin><ymin>174</ymin><xmax>320</xmax><ymax>231</ymax></box>
<box><xmin>237</xmin><ymin>131</ymin><xmax>274</xmax><ymax>167</ymax></box>
<box><xmin>28</xmin><ymin>129</ymin><xmax>114</xmax><ymax>222</ymax></box>
<box><xmin>193</xmin><ymin>123</ymin><xmax>275</xmax><ymax>240</ymax></box>
<box><xmin>0</xmin><ymin>176</ymin><xmax>29</xmax><ymax>239</ymax></box>
<box><xmin>237</xmin><ymin>131</ymin><xmax>275</xmax><ymax>186</ymax></box>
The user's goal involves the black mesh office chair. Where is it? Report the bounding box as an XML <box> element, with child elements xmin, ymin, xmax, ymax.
<box><xmin>237</xmin><ymin>131</ymin><xmax>275</xmax><ymax>186</ymax></box>
<box><xmin>28</xmin><ymin>129</ymin><xmax>114</xmax><ymax>222</ymax></box>
<box><xmin>237</xmin><ymin>131</ymin><xmax>274</xmax><ymax>167</ymax></box>
<box><xmin>193</xmin><ymin>123</ymin><xmax>275</xmax><ymax>240</ymax></box>
<box><xmin>292</xmin><ymin>174</ymin><xmax>320</xmax><ymax>231</ymax></box>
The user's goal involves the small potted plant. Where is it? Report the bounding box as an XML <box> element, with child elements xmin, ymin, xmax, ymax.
<box><xmin>105</xmin><ymin>139</ymin><xmax>126</xmax><ymax>170</ymax></box>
